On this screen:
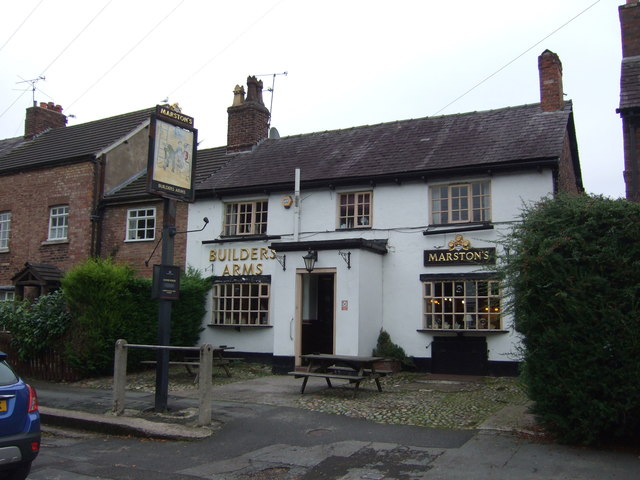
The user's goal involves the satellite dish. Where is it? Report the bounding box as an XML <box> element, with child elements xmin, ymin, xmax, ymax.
<box><xmin>269</xmin><ymin>127</ymin><xmax>280</xmax><ymax>139</ymax></box>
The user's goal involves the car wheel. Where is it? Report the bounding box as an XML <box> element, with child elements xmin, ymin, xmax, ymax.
<box><xmin>2</xmin><ymin>462</ymin><xmax>32</xmax><ymax>480</ymax></box>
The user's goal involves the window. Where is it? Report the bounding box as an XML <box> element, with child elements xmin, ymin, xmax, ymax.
<box><xmin>211</xmin><ymin>282</ymin><xmax>270</xmax><ymax>325</ymax></box>
<box><xmin>223</xmin><ymin>201</ymin><xmax>268</xmax><ymax>236</ymax></box>
<box><xmin>0</xmin><ymin>212</ymin><xmax>10</xmax><ymax>250</ymax></box>
<box><xmin>48</xmin><ymin>205</ymin><xmax>68</xmax><ymax>241</ymax></box>
<box><xmin>431</xmin><ymin>182</ymin><xmax>490</xmax><ymax>225</ymax></box>
<box><xmin>338</xmin><ymin>191</ymin><xmax>371</xmax><ymax>229</ymax></box>
<box><xmin>126</xmin><ymin>207</ymin><xmax>156</xmax><ymax>241</ymax></box>
<box><xmin>423</xmin><ymin>278</ymin><xmax>501</xmax><ymax>330</ymax></box>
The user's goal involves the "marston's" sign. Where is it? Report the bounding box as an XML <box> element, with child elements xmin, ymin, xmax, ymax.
<box><xmin>424</xmin><ymin>234</ymin><xmax>495</xmax><ymax>266</ymax></box>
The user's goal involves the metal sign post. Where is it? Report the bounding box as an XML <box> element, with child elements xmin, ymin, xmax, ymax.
<box><xmin>154</xmin><ymin>198</ymin><xmax>176</xmax><ymax>411</ymax></box>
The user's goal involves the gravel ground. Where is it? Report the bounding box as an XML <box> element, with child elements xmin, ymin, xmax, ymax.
<box><xmin>70</xmin><ymin>363</ymin><xmax>529</xmax><ymax>430</ymax></box>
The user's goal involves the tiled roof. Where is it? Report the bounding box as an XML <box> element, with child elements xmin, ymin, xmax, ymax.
<box><xmin>196</xmin><ymin>102</ymin><xmax>574</xmax><ymax>194</ymax></box>
<box><xmin>0</xmin><ymin>108</ymin><xmax>155</xmax><ymax>174</ymax></box>
<box><xmin>619</xmin><ymin>56</ymin><xmax>640</xmax><ymax>111</ymax></box>
<box><xmin>0</xmin><ymin>136</ymin><xmax>26</xmax><ymax>158</ymax></box>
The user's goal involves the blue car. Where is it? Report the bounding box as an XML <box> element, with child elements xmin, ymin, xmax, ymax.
<box><xmin>0</xmin><ymin>352</ymin><xmax>40</xmax><ymax>480</ymax></box>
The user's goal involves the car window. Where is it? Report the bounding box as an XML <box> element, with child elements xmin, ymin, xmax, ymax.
<box><xmin>0</xmin><ymin>361</ymin><xmax>18</xmax><ymax>386</ymax></box>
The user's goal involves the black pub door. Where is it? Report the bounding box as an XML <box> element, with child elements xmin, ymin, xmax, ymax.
<box><xmin>301</xmin><ymin>273</ymin><xmax>335</xmax><ymax>355</ymax></box>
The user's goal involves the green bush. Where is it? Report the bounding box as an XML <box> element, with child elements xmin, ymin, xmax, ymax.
<box><xmin>61</xmin><ymin>259</ymin><xmax>210</xmax><ymax>375</ymax></box>
<box><xmin>372</xmin><ymin>329</ymin><xmax>412</xmax><ymax>367</ymax></box>
<box><xmin>502</xmin><ymin>194</ymin><xmax>640</xmax><ymax>445</ymax></box>
<box><xmin>0</xmin><ymin>290</ymin><xmax>71</xmax><ymax>361</ymax></box>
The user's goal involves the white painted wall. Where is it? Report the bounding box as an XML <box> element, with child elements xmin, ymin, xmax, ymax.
<box><xmin>186</xmin><ymin>168</ymin><xmax>555</xmax><ymax>367</ymax></box>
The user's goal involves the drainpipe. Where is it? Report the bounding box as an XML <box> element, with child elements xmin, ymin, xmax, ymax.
<box><xmin>293</xmin><ymin>168</ymin><xmax>301</xmax><ymax>241</ymax></box>
<box><xmin>628</xmin><ymin>119</ymin><xmax>639</xmax><ymax>202</ymax></box>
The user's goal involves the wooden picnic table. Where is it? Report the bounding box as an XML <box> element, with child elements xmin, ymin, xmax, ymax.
<box><xmin>288</xmin><ymin>353</ymin><xmax>390</xmax><ymax>397</ymax></box>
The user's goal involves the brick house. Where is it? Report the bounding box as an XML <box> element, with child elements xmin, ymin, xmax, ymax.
<box><xmin>0</xmin><ymin>103</ymin><xmax>196</xmax><ymax>300</ymax></box>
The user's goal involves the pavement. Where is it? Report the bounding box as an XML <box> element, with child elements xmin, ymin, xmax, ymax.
<box><xmin>31</xmin><ymin>375</ymin><xmax>640</xmax><ymax>479</ymax></box>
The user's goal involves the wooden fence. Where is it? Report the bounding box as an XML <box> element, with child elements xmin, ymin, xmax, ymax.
<box><xmin>0</xmin><ymin>332</ymin><xmax>83</xmax><ymax>382</ymax></box>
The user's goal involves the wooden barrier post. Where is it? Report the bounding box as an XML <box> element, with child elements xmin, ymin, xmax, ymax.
<box><xmin>112</xmin><ymin>339</ymin><xmax>128</xmax><ymax>415</ymax></box>
<box><xmin>198</xmin><ymin>343</ymin><xmax>213</xmax><ymax>426</ymax></box>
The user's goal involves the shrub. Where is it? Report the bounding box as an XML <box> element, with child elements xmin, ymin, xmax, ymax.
<box><xmin>501</xmin><ymin>194</ymin><xmax>640</xmax><ymax>444</ymax></box>
<box><xmin>0</xmin><ymin>290</ymin><xmax>71</xmax><ymax>361</ymax></box>
<box><xmin>372</xmin><ymin>329</ymin><xmax>413</xmax><ymax>367</ymax></box>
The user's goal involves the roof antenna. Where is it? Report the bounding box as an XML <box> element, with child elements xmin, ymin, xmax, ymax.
<box><xmin>256</xmin><ymin>71</ymin><xmax>287</xmax><ymax>128</ymax></box>
<box><xmin>17</xmin><ymin>76</ymin><xmax>45</xmax><ymax>106</ymax></box>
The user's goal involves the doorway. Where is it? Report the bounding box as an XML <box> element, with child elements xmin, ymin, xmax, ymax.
<box><xmin>299</xmin><ymin>272</ymin><xmax>335</xmax><ymax>356</ymax></box>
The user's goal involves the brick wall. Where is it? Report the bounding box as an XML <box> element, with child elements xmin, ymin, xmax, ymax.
<box><xmin>100</xmin><ymin>201</ymin><xmax>188</xmax><ymax>277</ymax></box>
<box><xmin>0</xmin><ymin>162</ymin><xmax>95</xmax><ymax>286</ymax></box>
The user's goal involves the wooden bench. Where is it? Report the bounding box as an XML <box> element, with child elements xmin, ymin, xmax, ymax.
<box><xmin>288</xmin><ymin>371</ymin><xmax>368</xmax><ymax>397</ymax></box>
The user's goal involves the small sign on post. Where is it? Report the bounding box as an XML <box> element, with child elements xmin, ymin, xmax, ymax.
<box><xmin>152</xmin><ymin>264</ymin><xmax>181</xmax><ymax>301</ymax></box>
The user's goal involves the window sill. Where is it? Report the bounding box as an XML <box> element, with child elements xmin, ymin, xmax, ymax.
<box><xmin>204</xmin><ymin>235</ymin><xmax>281</xmax><ymax>244</ymax></box>
<box><xmin>417</xmin><ymin>328</ymin><xmax>509</xmax><ymax>335</ymax></box>
<box><xmin>41</xmin><ymin>239</ymin><xmax>69</xmax><ymax>246</ymax></box>
<box><xmin>423</xmin><ymin>223</ymin><xmax>493</xmax><ymax>236</ymax></box>
<box><xmin>0</xmin><ymin>248</ymin><xmax>8</xmax><ymax>254</ymax></box>
<box><xmin>124</xmin><ymin>238</ymin><xmax>155</xmax><ymax>243</ymax></box>
<box><xmin>337</xmin><ymin>226</ymin><xmax>372</xmax><ymax>231</ymax></box>
<box><xmin>207</xmin><ymin>324</ymin><xmax>272</xmax><ymax>331</ymax></box>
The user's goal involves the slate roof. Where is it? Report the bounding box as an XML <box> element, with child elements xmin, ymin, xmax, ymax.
<box><xmin>11</xmin><ymin>262</ymin><xmax>63</xmax><ymax>284</ymax></box>
<box><xmin>0</xmin><ymin>107</ymin><xmax>155</xmax><ymax>174</ymax></box>
<box><xmin>0</xmin><ymin>136</ymin><xmax>26</xmax><ymax>158</ymax></box>
<box><xmin>619</xmin><ymin>56</ymin><xmax>640</xmax><ymax>111</ymax></box>
<box><xmin>196</xmin><ymin>102</ymin><xmax>576</xmax><ymax>196</ymax></box>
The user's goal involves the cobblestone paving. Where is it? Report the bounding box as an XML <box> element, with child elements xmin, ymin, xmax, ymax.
<box><xmin>296</xmin><ymin>373</ymin><xmax>529</xmax><ymax>429</ymax></box>
<box><xmin>71</xmin><ymin>365</ymin><xmax>529</xmax><ymax>430</ymax></box>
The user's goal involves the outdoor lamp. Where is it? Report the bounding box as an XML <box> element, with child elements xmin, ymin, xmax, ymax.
<box><xmin>303</xmin><ymin>249</ymin><xmax>318</xmax><ymax>273</ymax></box>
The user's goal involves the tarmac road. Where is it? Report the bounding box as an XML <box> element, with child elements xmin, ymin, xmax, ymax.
<box><xmin>29</xmin><ymin>375</ymin><xmax>640</xmax><ymax>479</ymax></box>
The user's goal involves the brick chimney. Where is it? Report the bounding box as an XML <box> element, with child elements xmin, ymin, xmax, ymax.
<box><xmin>24</xmin><ymin>102</ymin><xmax>67</xmax><ymax>139</ymax></box>
<box><xmin>227</xmin><ymin>76</ymin><xmax>270</xmax><ymax>153</ymax></box>
<box><xmin>538</xmin><ymin>50</ymin><xmax>565</xmax><ymax>112</ymax></box>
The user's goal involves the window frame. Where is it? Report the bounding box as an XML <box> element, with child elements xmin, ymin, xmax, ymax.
<box><xmin>48</xmin><ymin>205</ymin><xmax>69</xmax><ymax>241</ymax></box>
<box><xmin>210</xmin><ymin>280</ymin><xmax>271</xmax><ymax>326</ymax></box>
<box><xmin>0</xmin><ymin>212</ymin><xmax>11</xmax><ymax>251</ymax></box>
<box><xmin>430</xmin><ymin>181</ymin><xmax>491</xmax><ymax>225</ymax></box>
<box><xmin>222</xmin><ymin>200</ymin><xmax>268</xmax><ymax>236</ymax></box>
<box><xmin>422</xmin><ymin>276</ymin><xmax>502</xmax><ymax>331</ymax></box>
<box><xmin>126</xmin><ymin>207</ymin><xmax>156</xmax><ymax>242</ymax></box>
<box><xmin>337</xmin><ymin>190</ymin><xmax>372</xmax><ymax>229</ymax></box>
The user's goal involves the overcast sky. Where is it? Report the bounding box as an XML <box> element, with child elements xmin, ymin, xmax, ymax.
<box><xmin>0</xmin><ymin>0</ymin><xmax>624</xmax><ymax>198</ymax></box>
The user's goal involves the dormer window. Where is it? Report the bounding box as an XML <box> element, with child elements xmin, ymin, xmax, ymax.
<box><xmin>430</xmin><ymin>182</ymin><xmax>490</xmax><ymax>225</ymax></box>
<box><xmin>338</xmin><ymin>191</ymin><xmax>372</xmax><ymax>229</ymax></box>
<box><xmin>223</xmin><ymin>200</ymin><xmax>268</xmax><ymax>236</ymax></box>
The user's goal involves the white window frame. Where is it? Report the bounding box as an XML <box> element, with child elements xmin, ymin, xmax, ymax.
<box><xmin>423</xmin><ymin>278</ymin><xmax>501</xmax><ymax>330</ymax></box>
<box><xmin>223</xmin><ymin>200</ymin><xmax>268</xmax><ymax>236</ymax></box>
<box><xmin>0</xmin><ymin>212</ymin><xmax>10</xmax><ymax>251</ymax></box>
<box><xmin>211</xmin><ymin>282</ymin><xmax>270</xmax><ymax>326</ymax></box>
<box><xmin>338</xmin><ymin>191</ymin><xmax>372</xmax><ymax>229</ymax></box>
<box><xmin>48</xmin><ymin>205</ymin><xmax>68</xmax><ymax>241</ymax></box>
<box><xmin>126</xmin><ymin>207</ymin><xmax>156</xmax><ymax>241</ymax></box>
<box><xmin>430</xmin><ymin>181</ymin><xmax>491</xmax><ymax>225</ymax></box>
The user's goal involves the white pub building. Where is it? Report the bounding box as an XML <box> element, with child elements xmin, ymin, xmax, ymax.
<box><xmin>186</xmin><ymin>50</ymin><xmax>583</xmax><ymax>375</ymax></box>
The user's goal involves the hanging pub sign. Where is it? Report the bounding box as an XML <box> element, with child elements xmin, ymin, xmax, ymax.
<box><xmin>424</xmin><ymin>234</ymin><xmax>496</xmax><ymax>266</ymax></box>
<box><xmin>152</xmin><ymin>264</ymin><xmax>181</xmax><ymax>300</ymax></box>
<box><xmin>147</xmin><ymin>104</ymin><xmax>197</xmax><ymax>202</ymax></box>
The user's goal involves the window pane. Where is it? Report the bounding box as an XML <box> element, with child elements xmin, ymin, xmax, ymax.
<box><xmin>339</xmin><ymin>191</ymin><xmax>372</xmax><ymax>229</ymax></box>
<box><xmin>211</xmin><ymin>282</ymin><xmax>270</xmax><ymax>325</ymax></box>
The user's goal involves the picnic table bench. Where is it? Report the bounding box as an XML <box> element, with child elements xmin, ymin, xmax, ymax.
<box><xmin>141</xmin><ymin>346</ymin><xmax>241</xmax><ymax>381</ymax></box>
<box><xmin>288</xmin><ymin>354</ymin><xmax>390</xmax><ymax>397</ymax></box>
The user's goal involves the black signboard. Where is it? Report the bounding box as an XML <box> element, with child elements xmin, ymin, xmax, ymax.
<box><xmin>152</xmin><ymin>264</ymin><xmax>181</xmax><ymax>300</ymax></box>
<box><xmin>423</xmin><ymin>248</ymin><xmax>496</xmax><ymax>266</ymax></box>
